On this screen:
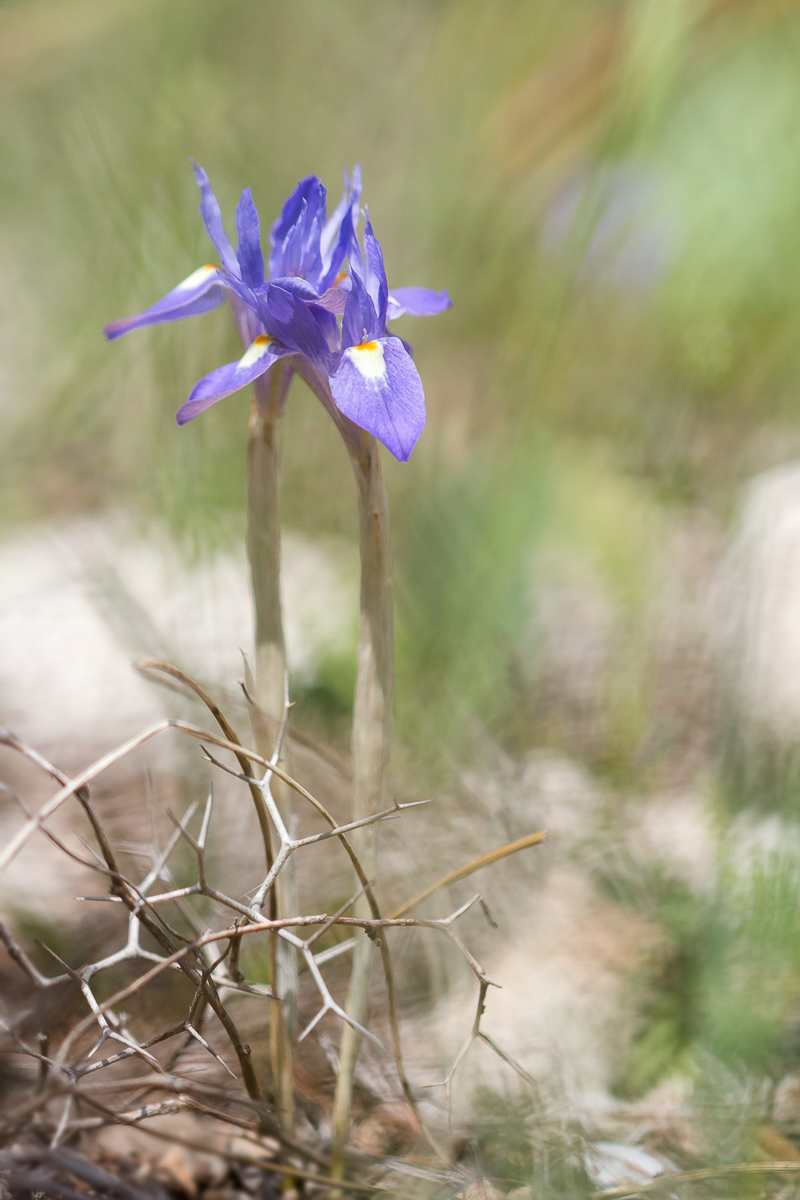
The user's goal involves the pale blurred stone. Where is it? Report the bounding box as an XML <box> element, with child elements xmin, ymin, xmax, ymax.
<box><xmin>626</xmin><ymin>789</ymin><xmax>716</xmax><ymax>891</ymax></box>
<box><xmin>0</xmin><ymin>511</ymin><xmax>356</xmax><ymax>763</ymax></box>
<box><xmin>583</xmin><ymin>1141</ymin><xmax>676</xmax><ymax>1190</ymax></box>
<box><xmin>353</xmin><ymin>1104</ymin><xmax>417</xmax><ymax>1157</ymax></box>
<box><xmin>460</xmin><ymin>1180</ymin><xmax>505</xmax><ymax>1200</ymax></box>
<box><xmin>414</xmin><ymin>864</ymin><xmax>661</xmax><ymax>1115</ymax></box>
<box><xmin>716</xmin><ymin>462</ymin><xmax>800</xmax><ymax>746</ymax></box>
<box><xmin>94</xmin><ymin>1113</ymin><xmax>228</xmax><ymax>1192</ymax></box>
<box><xmin>774</xmin><ymin>1072</ymin><xmax>800</xmax><ymax>1133</ymax></box>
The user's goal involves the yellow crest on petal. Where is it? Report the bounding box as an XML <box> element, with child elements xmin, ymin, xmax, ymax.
<box><xmin>346</xmin><ymin>340</ymin><xmax>387</xmax><ymax>384</ymax></box>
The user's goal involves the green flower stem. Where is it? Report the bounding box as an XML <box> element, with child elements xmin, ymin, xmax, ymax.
<box><xmin>330</xmin><ymin>433</ymin><xmax>394</xmax><ymax>1177</ymax></box>
<box><xmin>246</xmin><ymin>364</ymin><xmax>296</xmax><ymax>1134</ymax></box>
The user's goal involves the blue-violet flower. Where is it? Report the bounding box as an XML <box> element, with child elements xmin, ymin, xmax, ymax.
<box><xmin>104</xmin><ymin>164</ymin><xmax>450</xmax><ymax>461</ymax></box>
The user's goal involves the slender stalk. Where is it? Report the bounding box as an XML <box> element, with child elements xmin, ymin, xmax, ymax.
<box><xmin>246</xmin><ymin>363</ymin><xmax>296</xmax><ymax>1133</ymax></box>
<box><xmin>330</xmin><ymin>434</ymin><xmax>394</xmax><ymax>1177</ymax></box>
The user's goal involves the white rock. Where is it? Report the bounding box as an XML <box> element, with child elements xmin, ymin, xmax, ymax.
<box><xmin>0</xmin><ymin>511</ymin><xmax>356</xmax><ymax>762</ymax></box>
<box><xmin>626</xmin><ymin>790</ymin><xmax>716</xmax><ymax>892</ymax></box>
<box><xmin>716</xmin><ymin>462</ymin><xmax>800</xmax><ymax>745</ymax></box>
<box><xmin>584</xmin><ymin>1140</ymin><xmax>676</xmax><ymax>1190</ymax></box>
<box><xmin>415</xmin><ymin>864</ymin><xmax>660</xmax><ymax>1115</ymax></box>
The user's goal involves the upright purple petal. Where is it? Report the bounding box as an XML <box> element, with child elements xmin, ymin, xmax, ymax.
<box><xmin>330</xmin><ymin>335</ymin><xmax>425</xmax><ymax>462</ymax></box>
<box><xmin>318</xmin><ymin>202</ymin><xmax>358</xmax><ymax>292</ymax></box>
<box><xmin>269</xmin><ymin>176</ymin><xmax>326</xmax><ymax>279</ymax></box>
<box><xmin>192</xmin><ymin>161</ymin><xmax>238</xmax><ymax>275</ymax></box>
<box><xmin>387</xmin><ymin>287</ymin><xmax>452</xmax><ymax>320</ymax></box>
<box><xmin>320</xmin><ymin>165</ymin><xmax>362</xmax><ymax>283</ymax></box>
<box><xmin>236</xmin><ymin>188</ymin><xmax>265</xmax><ymax>288</ymax></box>
<box><xmin>271</xmin><ymin>176</ymin><xmax>318</xmax><ymax>249</ymax></box>
<box><xmin>302</xmin><ymin>202</ymin><xmax>325</xmax><ymax>285</ymax></box>
<box><xmin>104</xmin><ymin>266</ymin><xmax>227</xmax><ymax>340</ymax></box>
<box><xmin>363</xmin><ymin>219</ymin><xmax>389</xmax><ymax>330</ymax></box>
<box><xmin>276</xmin><ymin>208</ymin><xmax>307</xmax><ymax>279</ymax></box>
<box><xmin>320</xmin><ymin>166</ymin><xmax>359</xmax><ymax>262</ymax></box>
<box><xmin>175</xmin><ymin>335</ymin><xmax>292</xmax><ymax>424</ymax></box>
<box><xmin>341</xmin><ymin>271</ymin><xmax>379</xmax><ymax>350</ymax></box>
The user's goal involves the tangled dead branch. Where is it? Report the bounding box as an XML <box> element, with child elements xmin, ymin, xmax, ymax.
<box><xmin>0</xmin><ymin>676</ymin><xmax>545</xmax><ymax>1190</ymax></box>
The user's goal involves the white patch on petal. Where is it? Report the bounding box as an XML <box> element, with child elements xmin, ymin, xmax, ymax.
<box><xmin>239</xmin><ymin>335</ymin><xmax>275</xmax><ymax>370</ymax></box>
<box><xmin>345</xmin><ymin>340</ymin><xmax>387</xmax><ymax>385</ymax></box>
<box><xmin>175</xmin><ymin>264</ymin><xmax>218</xmax><ymax>292</ymax></box>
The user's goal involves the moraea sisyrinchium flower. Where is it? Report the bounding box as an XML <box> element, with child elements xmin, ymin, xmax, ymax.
<box><xmin>104</xmin><ymin>164</ymin><xmax>450</xmax><ymax>461</ymax></box>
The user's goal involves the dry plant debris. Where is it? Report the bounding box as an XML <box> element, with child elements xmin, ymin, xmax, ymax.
<box><xmin>0</xmin><ymin>668</ymin><xmax>545</xmax><ymax>1195</ymax></box>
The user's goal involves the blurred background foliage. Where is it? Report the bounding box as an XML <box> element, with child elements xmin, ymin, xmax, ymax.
<box><xmin>8</xmin><ymin>0</ymin><xmax>800</xmax><ymax>1128</ymax></box>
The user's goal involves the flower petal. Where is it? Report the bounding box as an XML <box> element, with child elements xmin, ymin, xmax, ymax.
<box><xmin>270</xmin><ymin>176</ymin><xmax>318</xmax><ymax>249</ymax></box>
<box><xmin>363</xmin><ymin>218</ymin><xmax>388</xmax><ymax>329</ymax></box>
<box><xmin>275</xmin><ymin>272</ymin><xmax>348</xmax><ymax>314</ymax></box>
<box><xmin>329</xmin><ymin>335</ymin><xmax>425</xmax><ymax>462</ymax></box>
<box><xmin>270</xmin><ymin>276</ymin><xmax>320</xmax><ymax>302</ymax></box>
<box><xmin>318</xmin><ymin>201</ymin><xmax>358</xmax><ymax>293</ymax></box>
<box><xmin>387</xmin><ymin>287</ymin><xmax>452</xmax><ymax>320</ymax></box>
<box><xmin>315</xmin><ymin>284</ymin><xmax>349</xmax><ymax>314</ymax></box>
<box><xmin>175</xmin><ymin>335</ymin><xmax>291</xmax><ymax>424</ymax></box>
<box><xmin>192</xmin><ymin>161</ymin><xmax>238</xmax><ymax>275</ymax></box>
<box><xmin>341</xmin><ymin>270</ymin><xmax>378</xmax><ymax>349</ymax></box>
<box><xmin>320</xmin><ymin>164</ymin><xmax>361</xmax><ymax>263</ymax></box>
<box><xmin>236</xmin><ymin>188</ymin><xmax>265</xmax><ymax>288</ymax></box>
<box><xmin>319</xmin><ymin>166</ymin><xmax>361</xmax><ymax>288</ymax></box>
<box><xmin>269</xmin><ymin>176</ymin><xmax>325</xmax><ymax>280</ymax></box>
<box><xmin>264</xmin><ymin>283</ymin><xmax>332</xmax><ymax>368</ymax></box>
<box><xmin>103</xmin><ymin>266</ymin><xmax>226</xmax><ymax>340</ymax></box>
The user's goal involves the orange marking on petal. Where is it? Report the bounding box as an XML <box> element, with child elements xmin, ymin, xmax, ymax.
<box><xmin>347</xmin><ymin>339</ymin><xmax>387</xmax><ymax>382</ymax></box>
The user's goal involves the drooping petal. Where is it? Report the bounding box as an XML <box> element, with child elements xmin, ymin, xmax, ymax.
<box><xmin>175</xmin><ymin>335</ymin><xmax>291</xmax><ymax>424</ymax></box>
<box><xmin>264</xmin><ymin>283</ymin><xmax>332</xmax><ymax>368</ymax></box>
<box><xmin>329</xmin><ymin>335</ymin><xmax>425</xmax><ymax>462</ymax></box>
<box><xmin>235</xmin><ymin>188</ymin><xmax>265</xmax><ymax>288</ymax></box>
<box><xmin>315</xmin><ymin>284</ymin><xmax>349</xmax><ymax>314</ymax></box>
<box><xmin>268</xmin><ymin>276</ymin><xmax>342</xmax><ymax>340</ymax></box>
<box><xmin>387</xmin><ymin>287</ymin><xmax>452</xmax><ymax>320</ymax></box>
<box><xmin>192</xmin><ymin>161</ymin><xmax>239</xmax><ymax>275</ymax></box>
<box><xmin>103</xmin><ymin>266</ymin><xmax>227</xmax><ymax>340</ymax></box>
<box><xmin>270</xmin><ymin>275</ymin><xmax>321</xmax><ymax>303</ymax></box>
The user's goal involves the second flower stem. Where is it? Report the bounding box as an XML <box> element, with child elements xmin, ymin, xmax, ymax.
<box><xmin>331</xmin><ymin>435</ymin><xmax>394</xmax><ymax>1175</ymax></box>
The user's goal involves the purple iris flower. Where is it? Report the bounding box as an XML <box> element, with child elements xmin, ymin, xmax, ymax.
<box><xmin>329</xmin><ymin>219</ymin><xmax>448</xmax><ymax>462</ymax></box>
<box><xmin>104</xmin><ymin>164</ymin><xmax>451</xmax><ymax>461</ymax></box>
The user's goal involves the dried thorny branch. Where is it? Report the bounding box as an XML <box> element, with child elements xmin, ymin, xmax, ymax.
<box><xmin>0</xmin><ymin>700</ymin><xmax>544</xmax><ymax>1183</ymax></box>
